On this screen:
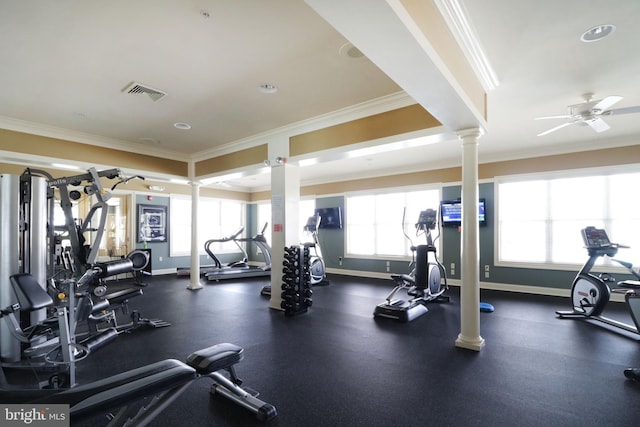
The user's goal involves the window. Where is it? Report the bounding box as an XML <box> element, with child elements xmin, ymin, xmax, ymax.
<box><xmin>497</xmin><ymin>170</ymin><xmax>640</xmax><ymax>267</ymax></box>
<box><xmin>346</xmin><ymin>188</ymin><xmax>441</xmax><ymax>257</ymax></box>
<box><xmin>170</xmin><ymin>196</ymin><xmax>244</xmax><ymax>256</ymax></box>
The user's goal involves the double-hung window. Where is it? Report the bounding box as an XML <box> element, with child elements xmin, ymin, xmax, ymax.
<box><xmin>346</xmin><ymin>188</ymin><xmax>441</xmax><ymax>257</ymax></box>
<box><xmin>170</xmin><ymin>196</ymin><xmax>244</xmax><ymax>257</ymax></box>
<box><xmin>497</xmin><ymin>170</ymin><xmax>640</xmax><ymax>267</ymax></box>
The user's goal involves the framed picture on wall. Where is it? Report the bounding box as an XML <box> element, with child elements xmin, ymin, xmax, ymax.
<box><xmin>137</xmin><ymin>204</ymin><xmax>168</xmax><ymax>243</ymax></box>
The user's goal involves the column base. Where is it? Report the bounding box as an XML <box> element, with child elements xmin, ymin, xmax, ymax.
<box><xmin>187</xmin><ymin>282</ymin><xmax>203</xmax><ymax>290</ymax></box>
<box><xmin>455</xmin><ymin>334</ymin><xmax>485</xmax><ymax>352</ymax></box>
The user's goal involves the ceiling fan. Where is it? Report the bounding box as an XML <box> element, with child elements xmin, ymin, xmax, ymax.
<box><xmin>536</xmin><ymin>93</ymin><xmax>640</xmax><ymax>136</ymax></box>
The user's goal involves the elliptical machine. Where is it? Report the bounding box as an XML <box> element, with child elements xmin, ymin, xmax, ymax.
<box><xmin>373</xmin><ymin>208</ymin><xmax>449</xmax><ymax>322</ymax></box>
<box><xmin>556</xmin><ymin>226</ymin><xmax>640</xmax><ymax>338</ymax></box>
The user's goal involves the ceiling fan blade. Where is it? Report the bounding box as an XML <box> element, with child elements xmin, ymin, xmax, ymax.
<box><xmin>535</xmin><ymin>114</ymin><xmax>572</xmax><ymax>120</ymax></box>
<box><xmin>537</xmin><ymin>122</ymin><xmax>574</xmax><ymax>136</ymax></box>
<box><xmin>604</xmin><ymin>106</ymin><xmax>640</xmax><ymax>116</ymax></box>
<box><xmin>592</xmin><ymin>96</ymin><xmax>623</xmax><ymax>112</ymax></box>
<box><xmin>586</xmin><ymin>117</ymin><xmax>610</xmax><ymax>133</ymax></box>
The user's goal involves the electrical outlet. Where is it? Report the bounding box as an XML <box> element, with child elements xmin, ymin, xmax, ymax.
<box><xmin>386</xmin><ymin>260</ymin><xmax>390</xmax><ymax>272</ymax></box>
<box><xmin>338</xmin><ymin>256</ymin><xmax>343</xmax><ymax>266</ymax></box>
<box><xmin>484</xmin><ymin>264</ymin><xmax>489</xmax><ymax>278</ymax></box>
<box><xmin>159</xmin><ymin>256</ymin><xmax>163</xmax><ymax>262</ymax></box>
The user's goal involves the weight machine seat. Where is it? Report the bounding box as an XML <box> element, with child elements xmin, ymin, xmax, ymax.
<box><xmin>103</xmin><ymin>287</ymin><xmax>144</xmax><ymax>305</ymax></box>
<box><xmin>9</xmin><ymin>274</ymin><xmax>53</xmax><ymax>312</ymax></box>
<box><xmin>186</xmin><ymin>342</ymin><xmax>244</xmax><ymax>374</ymax></box>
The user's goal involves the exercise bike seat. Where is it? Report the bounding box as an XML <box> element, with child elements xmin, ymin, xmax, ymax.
<box><xmin>10</xmin><ymin>274</ymin><xmax>53</xmax><ymax>312</ymax></box>
<box><xmin>186</xmin><ymin>343</ymin><xmax>244</xmax><ymax>374</ymax></box>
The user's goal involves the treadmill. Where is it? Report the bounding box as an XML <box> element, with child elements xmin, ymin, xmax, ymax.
<box><xmin>204</xmin><ymin>223</ymin><xmax>272</xmax><ymax>281</ymax></box>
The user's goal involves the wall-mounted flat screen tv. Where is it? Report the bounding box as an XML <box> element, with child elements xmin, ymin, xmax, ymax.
<box><xmin>315</xmin><ymin>207</ymin><xmax>343</xmax><ymax>229</ymax></box>
<box><xmin>440</xmin><ymin>199</ymin><xmax>486</xmax><ymax>227</ymax></box>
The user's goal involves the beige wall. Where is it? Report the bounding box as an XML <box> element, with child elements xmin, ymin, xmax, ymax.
<box><xmin>3</xmin><ymin>115</ymin><xmax>639</xmax><ymax>203</ymax></box>
<box><xmin>251</xmin><ymin>144</ymin><xmax>640</xmax><ymax>201</ymax></box>
<box><xmin>195</xmin><ymin>145</ymin><xmax>268</xmax><ymax>177</ymax></box>
<box><xmin>0</xmin><ymin>129</ymin><xmax>188</xmax><ymax>176</ymax></box>
<box><xmin>290</xmin><ymin>104</ymin><xmax>440</xmax><ymax>156</ymax></box>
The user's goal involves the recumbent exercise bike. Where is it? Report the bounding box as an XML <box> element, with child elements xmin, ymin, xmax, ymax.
<box><xmin>555</xmin><ymin>227</ymin><xmax>640</xmax><ymax>380</ymax></box>
<box><xmin>556</xmin><ymin>227</ymin><xmax>640</xmax><ymax>335</ymax></box>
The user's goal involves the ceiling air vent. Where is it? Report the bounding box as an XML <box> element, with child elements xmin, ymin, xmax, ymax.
<box><xmin>122</xmin><ymin>82</ymin><xmax>167</xmax><ymax>102</ymax></box>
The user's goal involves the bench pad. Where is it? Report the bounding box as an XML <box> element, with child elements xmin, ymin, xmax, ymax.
<box><xmin>186</xmin><ymin>343</ymin><xmax>244</xmax><ymax>374</ymax></box>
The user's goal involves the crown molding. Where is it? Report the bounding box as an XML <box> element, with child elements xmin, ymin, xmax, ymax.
<box><xmin>434</xmin><ymin>0</ymin><xmax>499</xmax><ymax>91</ymax></box>
<box><xmin>190</xmin><ymin>91</ymin><xmax>415</xmax><ymax>162</ymax></box>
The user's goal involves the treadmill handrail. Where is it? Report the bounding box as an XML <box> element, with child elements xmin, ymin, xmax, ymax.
<box><xmin>204</xmin><ymin>227</ymin><xmax>246</xmax><ymax>268</ymax></box>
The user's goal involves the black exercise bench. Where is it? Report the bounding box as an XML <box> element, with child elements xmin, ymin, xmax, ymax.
<box><xmin>0</xmin><ymin>343</ymin><xmax>277</xmax><ymax>425</ymax></box>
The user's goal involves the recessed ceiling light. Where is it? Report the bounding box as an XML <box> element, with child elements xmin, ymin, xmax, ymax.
<box><xmin>339</xmin><ymin>42</ymin><xmax>365</xmax><ymax>59</ymax></box>
<box><xmin>580</xmin><ymin>24</ymin><xmax>616</xmax><ymax>42</ymax></box>
<box><xmin>139</xmin><ymin>137</ymin><xmax>160</xmax><ymax>145</ymax></box>
<box><xmin>258</xmin><ymin>84</ymin><xmax>278</xmax><ymax>94</ymax></box>
<box><xmin>174</xmin><ymin>122</ymin><xmax>191</xmax><ymax>130</ymax></box>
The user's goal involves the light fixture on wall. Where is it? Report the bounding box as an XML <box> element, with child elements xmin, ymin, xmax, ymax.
<box><xmin>264</xmin><ymin>157</ymin><xmax>287</xmax><ymax>166</ymax></box>
<box><xmin>148</xmin><ymin>185</ymin><xmax>165</xmax><ymax>191</ymax></box>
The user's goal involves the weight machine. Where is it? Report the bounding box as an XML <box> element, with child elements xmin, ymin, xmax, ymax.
<box><xmin>1</xmin><ymin>167</ymin><xmax>163</xmax><ymax>387</ymax></box>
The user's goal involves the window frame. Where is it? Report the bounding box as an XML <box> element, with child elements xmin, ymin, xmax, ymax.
<box><xmin>494</xmin><ymin>165</ymin><xmax>640</xmax><ymax>271</ymax></box>
<box><xmin>169</xmin><ymin>194</ymin><xmax>245</xmax><ymax>257</ymax></box>
<box><xmin>344</xmin><ymin>185</ymin><xmax>442</xmax><ymax>260</ymax></box>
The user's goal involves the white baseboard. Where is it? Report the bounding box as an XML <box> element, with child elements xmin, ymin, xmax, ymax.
<box><xmin>156</xmin><ymin>266</ymin><xmax>626</xmax><ymax>302</ymax></box>
<box><xmin>326</xmin><ymin>268</ymin><xmax>630</xmax><ymax>302</ymax></box>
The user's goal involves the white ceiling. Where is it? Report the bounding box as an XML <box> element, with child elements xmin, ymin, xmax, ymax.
<box><xmin>1</xmin><ymin>0</ymin><xmax>639</xmax><ymax>192</ymax></box>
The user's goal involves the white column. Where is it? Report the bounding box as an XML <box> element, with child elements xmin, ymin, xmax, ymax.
<box><xmin>268</xmin><ymin>141</ymin><xmax>299</xmax><ymax>310</ymax></box>
<box><xmin>455</xmin><ymin>128</ymin><xmax>485</xmax><ymax>351</ymax></box>
<box><xmin>187</xmin><ymin>181</ymin><xmax>203</xmax><ymax>290</ymax></box>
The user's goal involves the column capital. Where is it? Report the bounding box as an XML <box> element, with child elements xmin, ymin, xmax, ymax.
<box><xmin>456</xmin><ymin>127</ymin><xmax>484</xmax><ymax>142</ymax></box>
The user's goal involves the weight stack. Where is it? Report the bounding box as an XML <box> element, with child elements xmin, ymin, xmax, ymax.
<box><xmin>280</xmin><ymin>245</ymin><xmax>313</xmax><ymax>317</ymax></box>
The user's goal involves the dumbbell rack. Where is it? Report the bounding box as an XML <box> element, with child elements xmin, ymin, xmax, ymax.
<box><xmin>280</xmin><ymin>244</ymin><xmax>313</xmax><ymax>317</ymax></box>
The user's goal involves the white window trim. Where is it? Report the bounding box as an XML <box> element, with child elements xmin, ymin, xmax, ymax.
<box><xmin>169</xmin><ymin>194</ymin><xmax>246</xmax><ymax>257</ymax></box>
<box><xmin>344</xmin><ymin>184</ymin><xmax>443</xmax><ymax>260</ymax></box>
<box><xmin>494</xmin><ymin>163</ymin><xmax>640</xmax><ymax>271</ymax></box>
